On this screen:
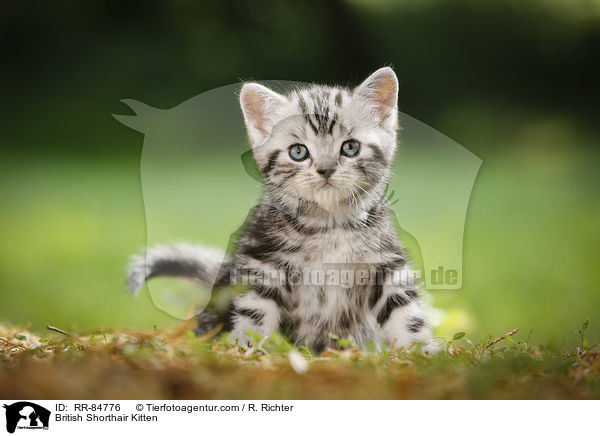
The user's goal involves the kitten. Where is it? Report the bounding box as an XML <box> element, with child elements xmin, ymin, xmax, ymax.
<box><xmin>128</xmin><ymin>67</ymin><xmax>438</xmax><ymax>353</ymax></box>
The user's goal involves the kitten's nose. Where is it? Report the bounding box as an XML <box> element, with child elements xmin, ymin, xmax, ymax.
<box><xmin>316</xmin><ymin>167</ymin><xmax>336</xmax><ymax>180</ymax></box>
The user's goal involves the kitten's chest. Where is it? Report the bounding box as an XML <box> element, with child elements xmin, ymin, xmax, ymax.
<box><xmin>289</xmin><ymin>227</ymin><xmax>382</xmax><ymax>267</ymax></box>
<box><xmin>283</xmin><ymin>228</ymin><xmax>383</xmax><ymax>347</ymax></box>
<box><xmin>286</xmin><ymin>228</ymin><xmax>378</xmax><ymax>325</ymax></box>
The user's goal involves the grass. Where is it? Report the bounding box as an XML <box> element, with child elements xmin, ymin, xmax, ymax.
<box><xmin>1</xmin><ymin>321</ymin><xmax>598</xmax><ymax>399</ymax></box>
<box><xmin>1</xmin><ymin>146</ymin><xmax>600</xmax><ymax>343</ymax></box>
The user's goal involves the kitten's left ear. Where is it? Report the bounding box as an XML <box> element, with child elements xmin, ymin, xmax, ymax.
<box><xmin>356</xmin><ymin>67</ymin><xmax>399</xmax><ymax>123</ymax></box>
<box><xmin>240</xmin><ymin>83</ymin><xmax>287</xmax><ymax>146</ymax></box>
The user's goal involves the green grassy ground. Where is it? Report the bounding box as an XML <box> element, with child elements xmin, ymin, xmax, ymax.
<box><xmin>1</xmin><ymin>322</ymin><xmax>598</xmax><ymax>399</ymax></box>
<box><xmin>1</xmin><ymin>144</ymin><xmax>599</xmax><ymax>346</ymax></box>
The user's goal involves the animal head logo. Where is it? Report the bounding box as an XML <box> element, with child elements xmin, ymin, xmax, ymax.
<box><xmin>114</xmin><ymin>81</ymin><xmax>481</xmax><ymax>319</ymax></box>
<box><xmin>3</xmin><ymin>402</ymin><xmax>50</xmax><ymax>433</ymax></box>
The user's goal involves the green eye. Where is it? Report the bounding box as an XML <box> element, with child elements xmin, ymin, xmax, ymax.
<box><xmin>341</xmin><ymin>139</ymin><xmax>360</xmax><ymax>157</ymax></box>
<box><xmin>289</xmin><ymin>144</ymin><xmax>309</xmax><ymax>161</ymax></box>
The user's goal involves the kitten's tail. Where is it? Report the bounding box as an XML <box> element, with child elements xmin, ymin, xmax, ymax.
<box><xmin>127</xmin><ymin>242</ymin><xmax>232</xmax><ymax>294</ymax></box>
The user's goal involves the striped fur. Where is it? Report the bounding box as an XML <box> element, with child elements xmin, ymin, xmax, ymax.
<box><xmin>128</xmin><ymin>68</ymin><xmax>438</xmax><ymax>354</ymax></box>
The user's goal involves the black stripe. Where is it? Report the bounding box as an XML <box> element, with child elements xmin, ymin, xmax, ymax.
<box><xmin>327</xmin><ymin>113</ymin><xmax>337</xmax><ymax>135</ymax></box>
<box><xmin>236</xmin><ymin>307</ymin><xmax>264</xmax><ymax>323</ymax></box>
<box><xmin>367</xmin><ymin>143</ymin><xmax>386</xmax><ymax>166</ymax></box>
<box><xmin>263</xmin><ymin>150</ymin><xmax>281</xmax><ymax>174</ymax></box>
<box><xmin>298</xmin><ymin>95</ymin><xmax>308</xmax><ymax>114</ymax></box>
<box><xmin>318</xmin><ymin>286</ymin><xmax>326</xmax><ymax>304</ymax></box>
<box><xmin>298</xmin><ymin>95</ymin><xmax>320</xmax><ymax>135</ymax></box>
<box><xmin>334</xmin><ymin>91</ymin><xmax>343</xmax><ymax>106</ymax></box>
<box><xmin>214</xmin><ymin>259</ymin><xmax>235</xmax><ymax>288</ymax></box>
<box><xmin>284</xmin><ymin>274</ymin><xmax>293</xmax><ymax>293</ymax></box>
<box><xmin>280</xmin><ymin>314</ymin><xmax>298</xmax><ymax>335</ymax></box>
<box><xmin>239</xmin><ymin>234</ymin><xmax>279</xmax><ymax>263</ymax></box>
<box><xmin>224</xmin><ymin>300</ymin><xmax>236</xmax><ymax>331</ymax></box>
<box><xmin>193</xmin><ymin>309</ymin><xmax>220</xmax><ymax>336</ymax></box>
<box><xmin>254</xmin><ymin>285</ymin><xmax>285</xmax><ymax>307</ymax></box>
<box><xmin>312</xmin><ymin>338</ymin><xmax>327</xmax><ymax>354</ymax></box>
<box><xmin>377</xmin><ymin>257</ymin><xmax>407</xmax><ymax>273</ymax></box>
<box><xmin>238</xmin><ymin>209</ymin><xmax>284</xmax><ymax>262</ymax></box>
<box><xmin>339</xmin><ymin>311</ymin><xmax>352</xmax><ymax>330</ymax></box>
<box><xmin>281</xmin><ymin>242</ymin><xmax>302</xmax><ymax>254</ymax></box>
<box><xmin>405</xmin><ymin>289</ymin><xmax>418</xmax><ymax>299</ymax></box>
<box><xmin>280</xmin><ymin>211</ymin><xmax>324</xmax><ymax>236</ymax></box>
<box><xmin>377</xmin><ymin>293</ymin><xmax>410</xmax><ymax>325</ymax></box>
<box><xmin>408</xmin><ymin>317</ymin><xmax>425</xmax><ymax>333</ymax></box>
<box><xmin>369</xmin><ymin>282</ymin><xmax>383</xmax><ymax>309</ymax></box>
<box><xmin>315</xmin><ymin>113</ymin><xmax>328</xmax><ymax>134</ymax></box>
<box><xmin>148</xmin><ymin>259</ymin><xmax>201</xmax><ymax>281</ymax></box>
<box><xmin>355</xmin><ymin>161</ymin><xmax>377</xmax><ymax>184</ymax></box>
<box><xmin>270</xmin><ymin>168</ymin><xmax>298</xmax><ymax>178</ymax></box>
<box><xmin>306</xmin><ymin>114</ymin><xmax>319</xmax><ymax>135</ymax></box>
<box><xmin>363</xmin><ymin>204</ymin><xmax>383</xmax><ymax>227</ymax></box>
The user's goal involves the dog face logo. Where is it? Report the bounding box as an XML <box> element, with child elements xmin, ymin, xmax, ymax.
<box><xmin>3</xmin><ymin>402</ymin><xmax>50</xmax><ymax>433</ymax></box>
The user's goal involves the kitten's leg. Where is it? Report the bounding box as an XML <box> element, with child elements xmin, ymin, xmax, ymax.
<box><xmin>229</xmin><ymin>288</ymin><xmax>284</xmax><ymax>346</ymax></box>
<box><xmin>371</xmin><ymin>280</ymin><xmax>438</xmax><ymax>353</ymax></box>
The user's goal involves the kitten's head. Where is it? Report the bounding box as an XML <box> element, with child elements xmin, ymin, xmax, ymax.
<box><xmin>240</xmin><ymin>67</ymin><xmax>399</xmax><ymax>218</ymax></box>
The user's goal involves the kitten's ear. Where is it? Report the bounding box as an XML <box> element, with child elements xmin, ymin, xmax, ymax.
<box><xmin>240</xmin><ymin>83</ymin><xmax>287</xmax><ymax>146</ymax></box>
<box><xmin>356</xmin><ymin>67</ymin><xmax>399</xmax><ymax>122</ymax></box>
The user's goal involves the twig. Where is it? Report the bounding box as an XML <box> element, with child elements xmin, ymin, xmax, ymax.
<box><xmin>47</xmin><ymin>325</ymin><xmax>71</xmax><ymax>336</ymax></box>
<box><xmin>487</xmin><ymin>328</ymin><xmax>519</xmax><ymax>349</ymax></box>
<box><xmin>77</xmin><ymin>326</ymin><xmax>156</xmax><ymax>337</ymax></box>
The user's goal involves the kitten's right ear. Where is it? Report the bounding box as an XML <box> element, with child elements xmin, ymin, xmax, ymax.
<box><xmin>240</xmin><ymin>83</ymin><xmax>286</xmax><ymax>146</ymax></box>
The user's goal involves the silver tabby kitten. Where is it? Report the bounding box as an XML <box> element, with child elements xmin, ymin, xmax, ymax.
<box><xmin>128</xmin><ymin>67</ymin><xmax>437</xmax><ymax>353</ymax></box>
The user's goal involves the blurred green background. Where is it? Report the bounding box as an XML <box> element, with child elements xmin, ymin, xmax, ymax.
<box><xmin>1</xmin><ymin>0</ymin><xmax>599</xmax><ymax>345</ymax></box>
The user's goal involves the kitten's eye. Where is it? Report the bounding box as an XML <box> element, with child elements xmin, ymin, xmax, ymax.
<box><xmin>341</xmin><ymin>139</ymin><xmax>361</xmax><ymax>157</ymax></box>
<box><xmin>289</xmin><ymin>144</ymin><xmax>309</xmax><ymax>161</ymax></box>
